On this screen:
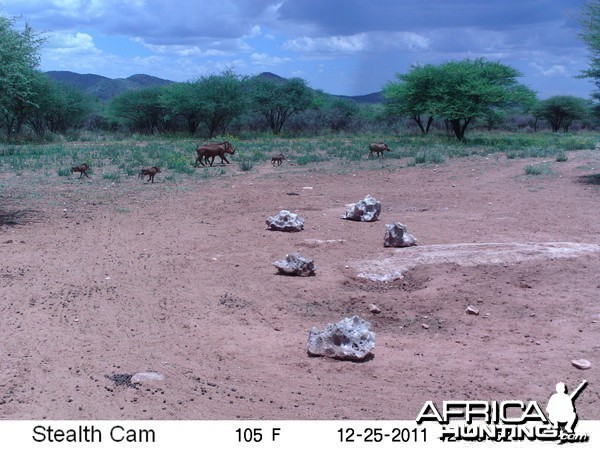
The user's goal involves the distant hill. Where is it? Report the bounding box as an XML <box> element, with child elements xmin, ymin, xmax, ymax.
<box><xmin>44</xmin><ymin>71</ymin><xmax>174</xmax><ymax>102</ymax></box>
<box><xmin>336</xmin><ymin>92</ymin><xmax>384</xmax><ymax>104</ymax></box>
<box><xmin>44</xmin><ymin>71</ymin><xmax>383</xmax><ymax>104</ymax></box>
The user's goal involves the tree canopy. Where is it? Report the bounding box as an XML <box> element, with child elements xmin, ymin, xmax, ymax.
<box><xmin>384</xmin><ymin>59</ymin><xmax>536</xmax><ymax>139</ymax></box>
<box><xmin>248</xmin><ymin>77</ymin><xmax>313</xmax><ymax>135</ymax></box>
<box><xmin>0</xmin><ymin>16</ymin><xmax>45</xmax><ymax>136</ymax></box>
<box><xmin>578</xmin><ymin>0</ymin><xmax>600</xmax><ymax>99</ymax></box>
<box><xmin>533</xmin><ymin>95</ymin><xmax>590</xmax><ymax>132</ymax></box>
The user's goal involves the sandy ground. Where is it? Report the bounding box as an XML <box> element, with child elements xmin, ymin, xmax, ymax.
<box><xmin>1</xmin><ymin>149</ymin><xmax>599</xmax><ymax>420</ymax></box>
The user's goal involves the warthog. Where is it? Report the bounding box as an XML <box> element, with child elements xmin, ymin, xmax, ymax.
<box><xmin>195</xmin><ymin>141</ymin><xmax>235</xmax><ymax>167</ymax></box>
<box><xmin>369</xmin><ymin>142</ymin><xmax>390</xmax><ymax>158</ymax></box>
<box><xmin>70</xmin><ymin>163</ymin><xmax>90</xmax><ymax>178</ymax></box>
<box><xmin>139</xmin><ymin>166</ymin><xmax>161</xmax><ymax>183</ymax></box>
<box><xmin>271</xmin><ymin>153</ymin><xmax>286</xmax><ymax>166</ymax></box>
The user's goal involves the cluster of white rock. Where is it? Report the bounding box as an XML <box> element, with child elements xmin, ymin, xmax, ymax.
<box><xmin>265</xmin><ymin>194</ymin><xmax>419</xmax><ymax>361</ymax></box>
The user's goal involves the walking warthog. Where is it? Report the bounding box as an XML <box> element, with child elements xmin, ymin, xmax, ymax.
<box><xmin>369</xmin><ymin>142</ymin><xmax>390</xmax><ymax>158</ymax></box>
<box><xmin>271</xmin><ymin>153</ymin><xmax>286</xmax><ymax>166</ymax></box>
<box><xmin>195</xmin><ymin>141</ymin><xmax>235</xmax><ymax>167</ymax></box>
<box><xmin>139</xmin><ymin>166</ymin><xmax>161</xmax><ymax>183</ymax></box>
<box><xmin>70</xmin><ymin>163</ymin><xmax>90</xmax><ymax>178</ymax></box>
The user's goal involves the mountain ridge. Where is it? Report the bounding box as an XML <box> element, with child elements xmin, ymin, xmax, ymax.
<box><xmin>44</xmin><ymin>71</ymin><xmax>383</xmax><ymax>104</ymax></box>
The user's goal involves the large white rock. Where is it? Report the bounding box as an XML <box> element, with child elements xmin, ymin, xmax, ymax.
<box><xmin>307</xmin><ymin>316</ymin><xmax>376</xmax><ymax>360</ymax></box>
<box><xmin>341</xmin><ymin>195</ymin><xmax>381</xmax><ymax>222</ymax></box>
<box><xmin>266</xmin><ymin>210</ymin><xmax>305</xmax><ymax>232</ymax></box>
<box><xmin>384</xmin><ymin>222</ymin><xmax>417</xmax><ymax>247</ymax></box>
<box><xmin>273</xmin><ymin>253</ymin><xmax>316</xmax><ymax>276</ymax></box>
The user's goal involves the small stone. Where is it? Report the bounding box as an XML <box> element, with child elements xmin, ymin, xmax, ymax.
<box><xmin>571</xmin><ymin>359</ymin><xmax>591</xmax><ymax>370</ymax></box>
<box><xmin>466</xmin><ymin>305</ymin><xmax>480</xmax><ymax>315</ymax></box>
<box><xmin>369</xmin><ymin>304</ymin><xmax>381</xmax><ymax>314</ymax></box>
<box><xmin>422</xmin><ymin>323</ymin><xmax>430</xmax><ymax>329</ymax></box>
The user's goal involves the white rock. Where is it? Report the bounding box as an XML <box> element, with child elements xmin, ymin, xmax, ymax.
<box><xmin>466</xmin><ymin>305</ymin><xmax>480</xmax><ymax>315</ymax></box>
<box><xmin>266</xmin><ymin>210</ymin><xmax>305</xmax><ymax>232</ymax></box>
<box><xmin>384</xmin><ymin>222</ymin><xmax>417</xmax><ymax>248</ymax></box>
<box><xmin>571</xmin><ymin>359</ymin><xmax>591</xmax><ymax>370</ymax></box>
<box><xmin>307</xmin><ymin>316</ymin><xmax>375</xmax><ymax>361</ymax></box>
<box><xmin>273</xmin><ymin>253</ymin><xmax>316</xmax><ymax>276</ymax></box>
<box><xmin>131</xmin><ymin>371</ymin><xmax>164</xmax><ymax>383</ymax></box>
<box><xmin>369</xmin><ymin>304</ymin><xmax>381</xmax><ymax>314</ymax></box>
<box><xmin>341</xmin><ymin>195</ymin><xmax>381</xmax><ymax>222</ymax></box>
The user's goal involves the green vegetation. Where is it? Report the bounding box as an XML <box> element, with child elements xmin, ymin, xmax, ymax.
<box><xmin>533</xmin><ymin>96</ymin><xmax>591</xmax><ymax>132</ymax></box>
<box><xmin>578</xmin><ymin>0</ymin><xmax>600</xmax><ymax>100</ymax></box>
<box><xmin>555</xmin><ymin>152</ymin><xmax>568</xmax><ymax>162</ymax></box>
<box><xmin>524</xmin><ymin>163</ymin><xmax>554</xmax><ymax>176</ymax></box>
<box><xmin>238</xmin><ymin>159</ymin><xmax>253</xmax><ymax>171</ymax></box>
<box><xmin>384</xmin><ymin>59</ymin><xmax>537</xmax><ymax>140</ymax></box>
<box><xmin>0</xmin><ymin>132</ymin><xmax>596</xmax><ymax>181</ymax></box>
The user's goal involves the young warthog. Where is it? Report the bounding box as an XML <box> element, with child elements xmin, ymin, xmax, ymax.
<box><xmin>139</xmin><ymin>166</ymin><xmax>161</xmax><ymax>183</ymax></box>
<box><xmin>195</xmin><ymin>141</ymin><xmax>235</xmax><ymax>167</ymax></box>
<box><xmin>369</xmin><ymin>142</ymin><xmax>390</xmax><ymax>158</ymax></box>
<box><xmin>271</xmin><ymin>153</ymin><xmax>286</xmax><ymax>166</ymax></box>
<box><xmin>70</xmin><ymin>163</ymin><xmax>90</xmax><ymax>178</ymax></box>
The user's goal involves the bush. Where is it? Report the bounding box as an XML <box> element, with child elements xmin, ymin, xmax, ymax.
<box><xmin>525</xmin><ymin>163</ymin><xmax>553</xmax><ymax>175</ymax></box>
<box><xmin>555</xmin><ymin>152</ymin><xmax>568</xmax><ymax>162</ymax></box>
<box><xmin>238</xmin><ymin>159</ymin><xmax>253</xmax><ymax>171</ymax></box>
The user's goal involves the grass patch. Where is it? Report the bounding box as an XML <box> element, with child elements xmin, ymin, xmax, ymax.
<box><xmin>524</xmin><ymin>163</ymin><xmax>554</xmax><ymax>176</ymax></box>
<box><xmin>415</xmin><ymin>149</ymin><xmax>445</xmax><ymax>164</ymax></box>
<box><xmin>238</xmin><ymin>159</ymin><xmax>254</xmax><ymax>172</ymax></box>
<box><xmin>102</xmin><ymin>172</ymin><xmax>122</xmax><ymax>182</ymax></box>
<box><xmin>555</xmin><ymin>152</ymin><xmax>568</xmax><ymax>162</ymax></box>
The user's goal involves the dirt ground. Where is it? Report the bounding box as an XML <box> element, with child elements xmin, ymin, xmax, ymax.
<box><xmin>1</xmin><ymin>148</ymin><xmax>599</xmax><ymax>420</ymax></box>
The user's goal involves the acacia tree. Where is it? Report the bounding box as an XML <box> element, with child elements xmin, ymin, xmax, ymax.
<box><xmin>160</xmin><ymin>82</ymin><xmax>203</xmax><ymax>134</ymax></box>
<box><xmin>195</xmin><ymin>70</ymin><xmax>247</xmax><ymax>137</ymax></box>
<box><xmin>161</xmin><ymin>70</ymin><xmax>246</xmax><ymax>136</ymax></box>
<box><xmin>27</xmin><ymin>76</ymin><xmax>96</xmax><ymax>136</ymax></box>
<box><xmin>579</xmin><ymin>0</ymin><xmax>600</xmax><ymax>100</ymax></box>
<box><xmin>248</xmin><ymin>77</ymin><xmax>313</xmax><ymax>135</ymax></box>
<box><xmin>0</xmin><ymin>16</ymin><xmax>45</xmax><ymax>137</ymax></box>
<box><xmin>384</xmin><ymin>64</ymin><xmax>436</xmax><ymax>134</ymax></box>
<box><xmin>385</xmin><ymin>59</ymin><xmax>536</xmax><ymax>140</ymax></box>
<box><xmin>533</xmin><ymin>96</ymin><xmax>590</xmax><ymax>132</ymax></box>
<box><xmin>108</xmin><ymin>86</ymin><xmax>168</xmax><ymax>134</ymax></box>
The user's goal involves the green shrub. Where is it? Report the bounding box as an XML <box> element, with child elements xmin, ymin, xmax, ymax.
<box><xmin>238</xmin><ymin>159</ymin><xmax>253</xmax><ymax>171</ymax></box>
<box><xmin>524</xmin><ymin>163</ymin><xmax>553</xmax><ymax>175</ymax></box>
<box><xmin>555</xmin><ymin>152</ymin><xmax>568</xmax><ymax>162</ymax></box>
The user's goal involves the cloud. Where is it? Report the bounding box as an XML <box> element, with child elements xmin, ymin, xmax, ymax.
<box><xmin>250</xmin><ymin>52</ymin><xmax>291</xmax><ymax>66</ymax></box>
<box><xmin>283</xmin><ymin>31</ymin><xmax>429</xmax><ymax>55</ymax></box>
<box><xmin>531</xmin><ymin>63</ymin><xmax>568</xmax><ymax>77</ymax></box>
<box><xmin>45</xmin><ymin>30</ymin><xmax>100</xmax><ymax>54</ymax></box>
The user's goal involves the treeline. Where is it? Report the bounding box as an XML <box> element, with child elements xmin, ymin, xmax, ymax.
<box><xmin>1</xmin><ymin>15</ymin><xmax>598</xmax><ymax>143</ymax></box>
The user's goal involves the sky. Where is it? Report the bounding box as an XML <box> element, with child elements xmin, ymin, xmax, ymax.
<box><xmin>0</xmin><ymin>0</ymin><xmax>596</xmax><ymax>99</ymax></box>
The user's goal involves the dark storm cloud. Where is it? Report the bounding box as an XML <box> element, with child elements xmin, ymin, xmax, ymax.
<box><xmin>276</xmin><ymin>0</ymin><xmax>581</xmax><ymax>34</ymax></box>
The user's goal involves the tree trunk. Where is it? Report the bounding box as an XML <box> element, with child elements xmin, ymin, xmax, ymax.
<box><xmin>425</xmin><ymin>116</ymin><xmax>434</xmax><ymax>134</ymax></box>
<box><xmin>450</xmin><ymin>119</ymin><xmax>464</xmax><ymax>140</ymax></box>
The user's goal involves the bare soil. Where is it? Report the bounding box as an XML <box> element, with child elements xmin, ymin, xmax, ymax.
<box><xmin>1</xmin><ymin>150</ymin><xmax>599</xmax><ymax>420</ymax></box>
